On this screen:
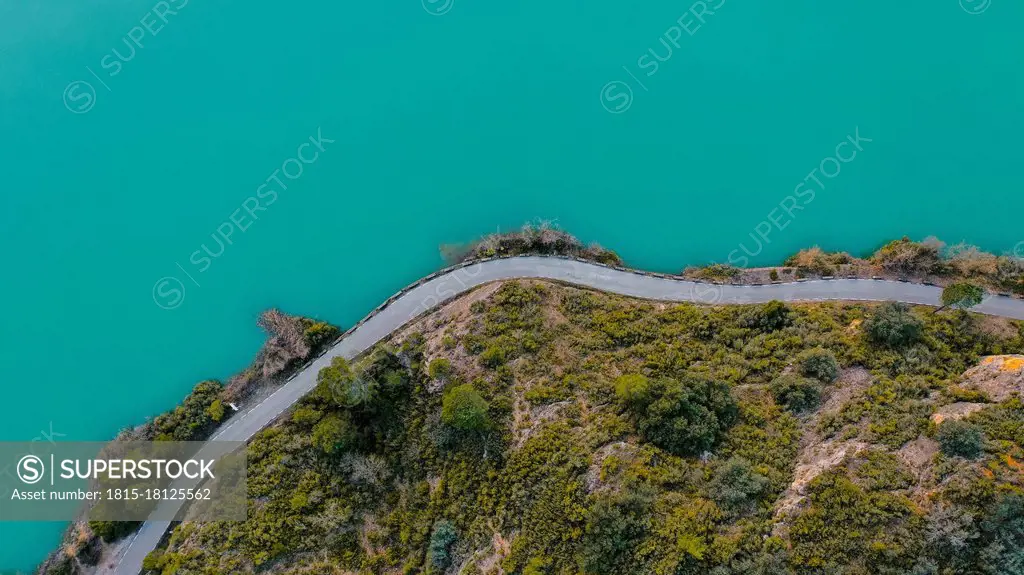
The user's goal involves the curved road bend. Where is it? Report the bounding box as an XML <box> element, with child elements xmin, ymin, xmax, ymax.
<box><xmin>112</xmin><ymin>256</ymin><xmax>1024</xmax><ymax>573</ymax></box>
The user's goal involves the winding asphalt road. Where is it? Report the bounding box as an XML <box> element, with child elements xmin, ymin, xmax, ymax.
<box><xmin>111</xmin><ymin>256</ymin><xmax>1024</xmax><ymax>574</ymax></box>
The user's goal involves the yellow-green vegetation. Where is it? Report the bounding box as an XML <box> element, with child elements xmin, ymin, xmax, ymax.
<box><xmin>708</xmin><ymin>238</ymin><xmax>1024</xmax><ymax>295</ymax></box>
<box><xmin>144</xmin><ymin>281</ymin><xmax>1024</xmax><ymax>575</ymax></box>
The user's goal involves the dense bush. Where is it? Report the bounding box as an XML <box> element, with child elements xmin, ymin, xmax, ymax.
<box><xmin>789</xmin><ymin>471</ymin><xmax>922</xmax><ymax>572</ymax></box>
<box><xmin>444</xmin><ymin>221</ymin><xmax>622</xmax><ymax>266</ymax></box>
<box><xmin>88</xmin><ymin>520</ymin><xmax>141</xmax><ymax>543</ymax></box>
<box><xmin>936</xmin><ymin>419</ymin><xmax>985</xmax><ymax>459</ymax></box>
<box><xmin>785</xmin><ymin>247</ymin><xmax>851</xmax><ymax>276</ymax></box>
<box><xmin>316</xmin><ymin>356</ymin><xmax>377</xmax><ymax>409</ymax></box>
<box><xmin>707</xmin><ymin>457</ymin><xmax>769</xmax><ymax>515</ymax></box>
<box><xmin>618</xmin><ymin>375</ymin><xmax>737</xmax><ymax>456</ymax></box>
<box><xmin>303</xmin><ymin>321</ymin><xmax>340</xmax><ymax>349</ymax></box>
<box><xmin>872</xmin><ymin>237</ymin><xmax>944</xmax><ymax>275</ymax></box>
<box><xmin>796</xmin><ymin>347</ymin><xmax>839</xmax><ymax>383</ymax></box>
<box><xmin>427</xmin><ymin>519</ymin><xmax>458</xmax><ymax>571</ymax></box>
<box><xmin>940</xmin><ymin>282</ymin><xmax>985</xmax><ymax>312</ymax></box>
<box><xmin>147</xmin><ymin>380</ymin><xmax>224</xmax><ymax>441</ymax></box>
<box><xmin>441</xmin><ymin>383</ymin><xmax>490</xmax><ymax>431</ymax></box>
<box><xmin>427</xmin><ymin>357</ymin><xmax>452</xmax><ymax>380</ymax></box>
<box><xmin>311</xmin><ymin>413</ymin><xmax>357</xmax><ymax>454</ymax></box>
<box><xmin>741</xmin><ymin>300</ymin><xmax>793</xmax><ymax>332</ymax></box>
<box><xmin>581</xmin><ymin>487</ymin><xmax>653</xmax><ymax>575</ymax></box>
<box><xmin>866</xmin><ymin>302</ymin><xmax>924</xmax><ymax>348</ymax></box>
<box><xmin>770</xmin><ymin>375</ymin><xmax>822</xmax><ymax>413</ymax></box>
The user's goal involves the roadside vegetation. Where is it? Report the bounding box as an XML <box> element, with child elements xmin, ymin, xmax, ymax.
<box><xmin>135</xmin><ymin>280</ymin><xmax>1024</xmax><ymax>575</ymax></box>
<box><xmin>441</xmin><ymin>221</ymin><xmax>623</xmax><ymax>266</ymax></box>
<box><xmin>687</xmin><ymin>237</ymin><xmax>1024</xmax><ymax>295</ymax></box>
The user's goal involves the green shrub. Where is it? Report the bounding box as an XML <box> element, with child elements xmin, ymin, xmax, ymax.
<box><xmin>148</xmin><ymin>380</ymin><xmax>224</xmax><ymax>441</ymax></box>
<box><xmin>88</xmin><ymin>520</ymin><xmax>141</xmax><ymax>543</ymax></box>
<box><xmin>789</xmin><ymin>471</ymin><xmax>921</xmax><ymax>572</ymax></box>
<box><xmin>693</xmin><ymin>264</ymin><xmax>741</xmax><ymax>281</ymax></box>
<box><xmin>741</xmin><ymin>301</ymin><xmax>793</xmax><ymax>332</ymax></box>
<box><xmin>613</xmin><ymin>374</ymin><xmax>651</xmax><ymax>404</ymax></box>
<box><xmin>872</xmin><ymin>237</ymin><xmax>943</xmax><ymax>275</ymax></box>
<box><xmin>205</xmin><ymin>399</ymin><xmax>226</xmax><ymax>422</ymax></box>
<box><xmin>290</xmin><ymin>406</ymin><xmax>323</xmax><ymax>427</ymax></box>
<box><xmin>441</xmin><ymin>384</ymin><xmax>490</xmax><ymax>431</ymax></box>
<box><xmin>311</xmin><ymin>413</ymin><xmax>357</xmax><ymax>454</ymax></box>
<box><xmin>867</xmin><ymin>302</ymin><xmax>924</xmax><ymax>348</ymax></box>
<box><xmin>797</xmin><ymin>347</ymin><xmax>840</xmax><ymax>383</ymax></box>
<box><xmin>940</xmin><ymin>282</ymin><xmax>985</xmax><ymax>312</ymax></box>
<box><xmin>428</xmin><ymin>519</ymin><xmax>458</xmax><ymax>571</ymax></box>
<box><xmin>303</xmin><ymin>321</ymin><xmax>340</xmax><ymax>349</ymax></box>
<box><xmin>580</xmin><ymin>487</ymin><xmax>653</xmax><ymax>574</ymax></box>
<box><xmin>620</xmin><ymin>376</ymin><xmax>737</xmax><ymax>456</ymax></box>
<box><xmin>770</xmin><ymin>375</ymin><xmax>822</xmax><ymax>413</ymax></box>
<box><xmin>428</xmin><ymin>358</ymin><xmax>452</xmax><ymax>379</ymax></box>
<box><xmin>707</xmin><ymin>456</ymin><xmax>769</xmax><ymax>515</ymax></box>
<box><xmin>316</xmin><ymin>356</ymin><xmax>377</xmax><ymax>408</ymax></box>
<box><xmin>936</xmin><ymin>420</ymin><xmax>985</xmax><ymax>459</ymax></box>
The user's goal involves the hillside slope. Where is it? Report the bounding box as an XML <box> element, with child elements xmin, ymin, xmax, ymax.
<box><xmin>145</xmin><ymin>280</ymin><xmax>1024</xmax><ymax>574</ymax></box>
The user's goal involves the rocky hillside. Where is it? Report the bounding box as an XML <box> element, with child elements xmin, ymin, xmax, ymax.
<box><xmin>143</xmin><ymin>281</ymin><xmax>1024</xmax><ymax>575</ymax></box>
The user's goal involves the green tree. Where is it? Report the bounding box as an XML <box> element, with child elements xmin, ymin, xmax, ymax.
<box><xmin>770</xmin><ymin>374</ymin><xmax>822</xmax><ymax>413</ymax></box>
<box><xmin>581</xmin><ymin>487</ymin><xmax>653</xmax><ymax>575</ymax></box>
<box><xmin>938</xmin><ymin>282</ymin><xmax>985</xmax><ymax>313</ymax></box>
<box><xmin>707</xmin><ymin>457</ymin><xmax>770</xmax><ymax>515</ymax></box>
<box><xmin>88</xmin><ymin>520</ymin><xmax>141</xmax><ymax>543</ymax></box>
<box><xmin>205</xmin><ymin>399</ymin><xmax>225</xmax><ymax>422</ymax></box>
<box><xmin>797</xmin><ymin>347</ymin><xmax>840</xmax><ymax>383</ymax></box>
<box><xmin>936</xmin><ymin>419</ymin><xmax>985</xmax><ymax>459</ymax></box>
<box><xmin>311</xmin><ymin>413</ymin><xmax>357</xmax><ymax>454</ymax></box>
<box><xmin>316</xmin><ymin>356</ymin><xmax>377</xmax><ymax>408</ymax></box>
<box><xmin>441</xmin><ymin>384</ymin><xmax>490</xmax><ymax>431</ymax></box>
<box><xmin>428</xmin><ymin>519</ymin><xmax>458</xmax><ymax>571</ymax></box>
<box><xmin>619</xmin><ymin>376</ymin><xmax>737</xmax><ymax>456</ymax></box>
<box><xmin>741</xmin><ymin>300</ymin><xmax>793</xmax><ymax>332</ymax></box>
<box><xmin>302</xmin><ymin>321</ymin><xmax>340</xmax><ymax>349</ymax></box>
<box><xmin>613</xmin><ymin>373</ymin><xmax>651</xmax><ymax>404</ymax></box>
<box><xmin>428</xmin><ymin>357</ymin><xmax>452</xmax><ymax>380</ymax></box>
<box><xmin>867</xmin><ymin>302</ymin><xmax>924</xmax><ymax>348</ymax></box>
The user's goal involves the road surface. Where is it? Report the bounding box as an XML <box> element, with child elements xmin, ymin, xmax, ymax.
<box><xmin>111</xmin><ymin>256</ymin><xmax>1024</xmax><ymax>573</ymax></box>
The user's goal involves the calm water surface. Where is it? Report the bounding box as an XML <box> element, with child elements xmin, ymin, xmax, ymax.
<box><xmin>1</xmin><ymin>0</ymin><xmax>1021</xmax><ymax>569</ymax></box>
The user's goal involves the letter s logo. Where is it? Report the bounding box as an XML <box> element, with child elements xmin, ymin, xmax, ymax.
<box><xmin>62</xmin><ymin>81</ymin><xmax>96</xmax><ymax>114</ymax></box>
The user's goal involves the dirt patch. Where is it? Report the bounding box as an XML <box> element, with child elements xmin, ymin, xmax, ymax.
<box><xmin>774</xmin><ymin>367</ymin><xmax>874</xmax><ymax>521</ymax></box>
<box><xmin>775</xmin><ymin>439</ymin><xmax>869</xmax><ymax>520</ymax></box>
<box><xmin>359</xmin><ymin>514</ymin><xmax>383</xmax><ymax>559</ymax></box>
<box><xmin>897</xmin><ymin>436</ymin><xmax>940</xmax><ymax>484</ymax></box>
<box><xmin>931</xmin><ymin>402</ymin><xmax>987</xmax><ymax>425</ymax></box>
<box><xmin>465</xmin><ymin>531</ymin><xmax>512</xmax><ymax>575</ymax></box>
<box><xmin>514</xmin><ymin>400</ymin><xmax>571</xmax><ymax>447</ymax></box>
<box><xmin>393</xmin><ymin>281</ymin><xmax>505</xmax><ymax>389</ymax></box>
<box><xmin>585</xmin><ymin>441</ymin><xmax>636</xmax><ymax>493</ymax></box>
<box><xmin>820</xmin><ymin>367</ymin><xmax>873</xmax><ymax>416</ymax></box>
<box><xmin>960</xmin><ymin>355</ymin><xmax>1024</xmax><ymax>402</ymax></box>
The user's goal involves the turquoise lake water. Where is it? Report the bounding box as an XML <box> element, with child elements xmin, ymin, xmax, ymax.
<box><xmin>2</xmin><ymin>0</ymin><xmax>1022</xmax><ymax>570</ymax></box>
